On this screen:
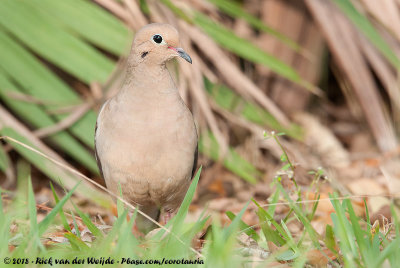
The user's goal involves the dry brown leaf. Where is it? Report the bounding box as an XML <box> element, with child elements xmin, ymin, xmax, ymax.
<box><xmin>94</xmin><ymin>0</ymin><xmax>136</xmax><ymax>29</ymax></box>
<box><xmin>347</xmin><ymin>178</ymin><xmax>389</xmax><ymax>214</ymax></box>
<box><xmin>305</xmin><ymin>0</ymin><xmax>398</xmax><ymax>153</ymax></box>
<box><xmin>207</xmin><ymin>179</ymin><xmax>227</xmax><ymax>197</ymax></box>
<box><xmin>295</xmin><ymin>113</ymin><xmax>350</xmax><ymax>169</ymax></box>
<box><xmin>0</xmin><ymin>105</ymin><xmax>107</xmax><ymax>201</ymax></box>
<box><xmin>306</xmin><ymin>248</ymin><xmax>336</xmax><ymax>267</ymax></box>
<box><xmin>179</xmin><ymin>22</ymin><xmax>291</xmax><ymax>126</ymax></box>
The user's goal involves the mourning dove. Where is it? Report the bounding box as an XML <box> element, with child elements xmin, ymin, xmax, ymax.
<box><xmin>95</xmin><ymin>23</ymin><xmax>198</xmax><ymax>232</ymax></box>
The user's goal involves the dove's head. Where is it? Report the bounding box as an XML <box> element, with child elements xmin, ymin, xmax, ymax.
<box><xmin>131</xmin><ymin>23</ymin><xmax>192</xmax><ymax>66</ymax></box>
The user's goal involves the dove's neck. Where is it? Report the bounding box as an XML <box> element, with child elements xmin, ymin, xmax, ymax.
<box><xmin>119</xmin><ymin>63</ymin><xmax>178</xmax><ymax>100</ymax></box>
<box><xmin>112</xmin><ymin>63</ymin><xmax>185</xmax><ymax>120</ymax></box>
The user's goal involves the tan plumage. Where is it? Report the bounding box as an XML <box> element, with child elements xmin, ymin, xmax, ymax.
<box><xmin>95</xmin><ymin>23</ymin><xmax>197</xmax><ymax>232</ymax></box>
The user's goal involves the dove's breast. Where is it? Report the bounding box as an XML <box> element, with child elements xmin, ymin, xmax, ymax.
<box><xmin>95</xmin><ymin>90</ymin><xmax>197</xmax><ymax>209</ymax></box>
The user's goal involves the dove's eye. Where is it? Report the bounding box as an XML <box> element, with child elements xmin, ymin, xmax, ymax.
<box><xmin>152</xmin><ymin>34</ymin><xmax>163</xmax><ymax>44</ymax></box>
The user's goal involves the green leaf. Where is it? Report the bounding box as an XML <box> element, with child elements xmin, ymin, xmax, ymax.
<box><xmin>194</xmin><ymin>13</ymin><xmax>315</xmax><ymax>92</ymax></box>
<box><xmin>207</xmin><ymin>0</ymin><xmax>302</xmax><ymax>52</ymax></box>
<box><xmin>30</xmin><ymin>0</ymin><xmax>131</xmax><ymax>56</ymax></box>
<box><xmin>0</xmin><ymin>0</ymin><xmax>115</xmax><ymax>83</ymax></box>
<box><xmin>140</xmin><ymin>0</ymin><xmax>150</xmax><ymax>15</ymax></box>
<box><xmin>0</xmin><ymin>68</ymin><xmax>98</xmax><ymax>173</ymax></box>
<box><xmin>257</xmin><ymin>209</ymin><xmax>286</xmax><ymax>247</ymax></box>
<box><xmin>0</xmin><ymin>145</ymin><xmax>9</xmax><ymax>172</ymax></box>
<box><xmin>199</xmin><ymin>132</ymin><xmax>260</xmax><ymax>183</ymax></box>
<box><xmin>0</xmin><ymin>128</ymin><xmax>106</xmax><ymax>205</ymax></box>
<box><xmin>281</xmin><ymin>163</ymin><xmax>291</xmax><ymax>171</ymax></box>
<box><xmin>333</xmin><ymin>0</ymin><xmax>400</xmax><ymax>70</ymax></box>
<box><xmin>204</xmin><ymin>78</ymin><xmax>302</xmax><ymax>139</ymax></box>
<box><xmin>226</xmin><ymin>211</ymin><xmax>260</xmax><ymax>241</ymax></box>
<box><xmin>325</xmin><ymin>225</ymin><xmax>337</xmax><ymax>253</ymax></box>
<box><xmin>160</xmin><ymin>0</ymin><xmax>192</xmax><ymax>24</ymax></box>
<box><xmin>277</xmin><ymin>249</ymin><xmax>299</xmax><ymax>261</ymax></box>
<box><xmin>0</xmin><ymin>30</ymin><xmax>96</xmax><ymax>147</ymax></box>
<box><xmin>253</xmin><ymin>199</ymin><xmax>287</xmax><ymax>246</ymax></box>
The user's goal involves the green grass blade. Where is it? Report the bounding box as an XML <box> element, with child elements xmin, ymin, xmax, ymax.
<box><xmin>224</xmin><ymin>201</ymin><xmax>249</xmax><ymax>241</ymax></box>
<box><xmin>101</xmin><ymin>209</ymin><xmax>129</xmax><ymax>251</ymax></box>
<box><xmin>117</xmin><ymin>183</ymin><xmax>124</xmax><ymax>218</ymax></box>
<box><xmin>153</xmin><ymin>168</ymin><xmax>202</xmax><ymax>242</ymax></box>
<box><xmin>168</xmin><ymin>167</ymin><xmax>202</xmax><ymax>232</ymax></box>
<box><xmin>253</xmin><ymin>199</ymin><xmax>288</xmax><ymax>245</ymax></box>
<box><xmin>0</xmin><ymin>189</ymin><xmax>3</xmax><ymax>219</ymax></box>
<box><xmin>16</xmin><ymin>160</ymin><xmax>30</xmax><ymax>202</ymax></box>
<box><xmin>276</xmin><ymin>184</ymin><xmax>319</xmax><ymax>247</ymax></box>
<box><xmin>183</xmin><ymin>215</ymin><xmax>210</xmax><ymax>243</ymax></box>
<box><xmin>38</xmin><ymin>183</ymin><xmax>80</xmax><ymax>236</ymax></box>
<box><xmin>70</xmin><ymin>210</ymin><xmax>81</xmax><ymax>238</ymax></box>
<box><xmin>267</xmin><ymin>186</ymin><xmax>281</xmax><ymax>216</ymax></box>
<box><xmin>28</xmin><ymin>178</ymin><xmax>38</xmax><ymax>237</ymax></box>
<box><xmin>64</xmin><ymin>233</ymin><xmax>90</xmax><ymax>251</ymax></box>
<box><xmin>28</xmin><ymin>177</ymin><xmax>46</xmax><ymax>252</ymax></box>
<box><xmin>345</xmin><ymin>199</ymin><xmax>370</xmax><ymax>265</ymax></box>
<box><xmin>0</xmin><ymin>188</ymin><xmax>8</xmax><ymax>257</ymax></box>
<box><xmin>330</xmin><ymin>195</ymin><xmax>357</xmax><ymax>267</ymax></box>
<box><xmin>114</xmin><ymin>216</ymin><xmax>139</xmax><ymax>257</ymax></box>
<box><xmin>71</xmin><ymin>202</ymin><xmax>104</xmax><ymax>239</ymax></box>
<box><xmin>50</xmin><ymin>182</ymin><xmax>71</xmax><ymax>232</ymax></box>
<box><xmin>278</xmin><ymin>222</ymin><xmax>300</xmax><ymax>260</ymax></box>
<box><xmin>308</xmin><ymin>194</ymin><xmax>320</xmax><ymax>221</ymax></box>
<box><xmin>373</xmin><ymin>238</ymin><xmax>400</xmax><ymax>267</ymax></box>
<box><xmin>364</xmin><ymin>199</ymin><xmax>371</xmax><ymax>234</ymax></box>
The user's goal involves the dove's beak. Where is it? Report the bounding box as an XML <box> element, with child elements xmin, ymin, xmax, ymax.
<box><xmin>169</xmin><ymin>47</ymin><xmax>192</xmax><ymax>64</ymax></box>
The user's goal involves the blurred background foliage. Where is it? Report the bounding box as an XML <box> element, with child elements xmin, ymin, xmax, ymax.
<box><xmin>0</xmin><ymin>0</ymin><xmax>399</xmax><ymax>201</ymax></box>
